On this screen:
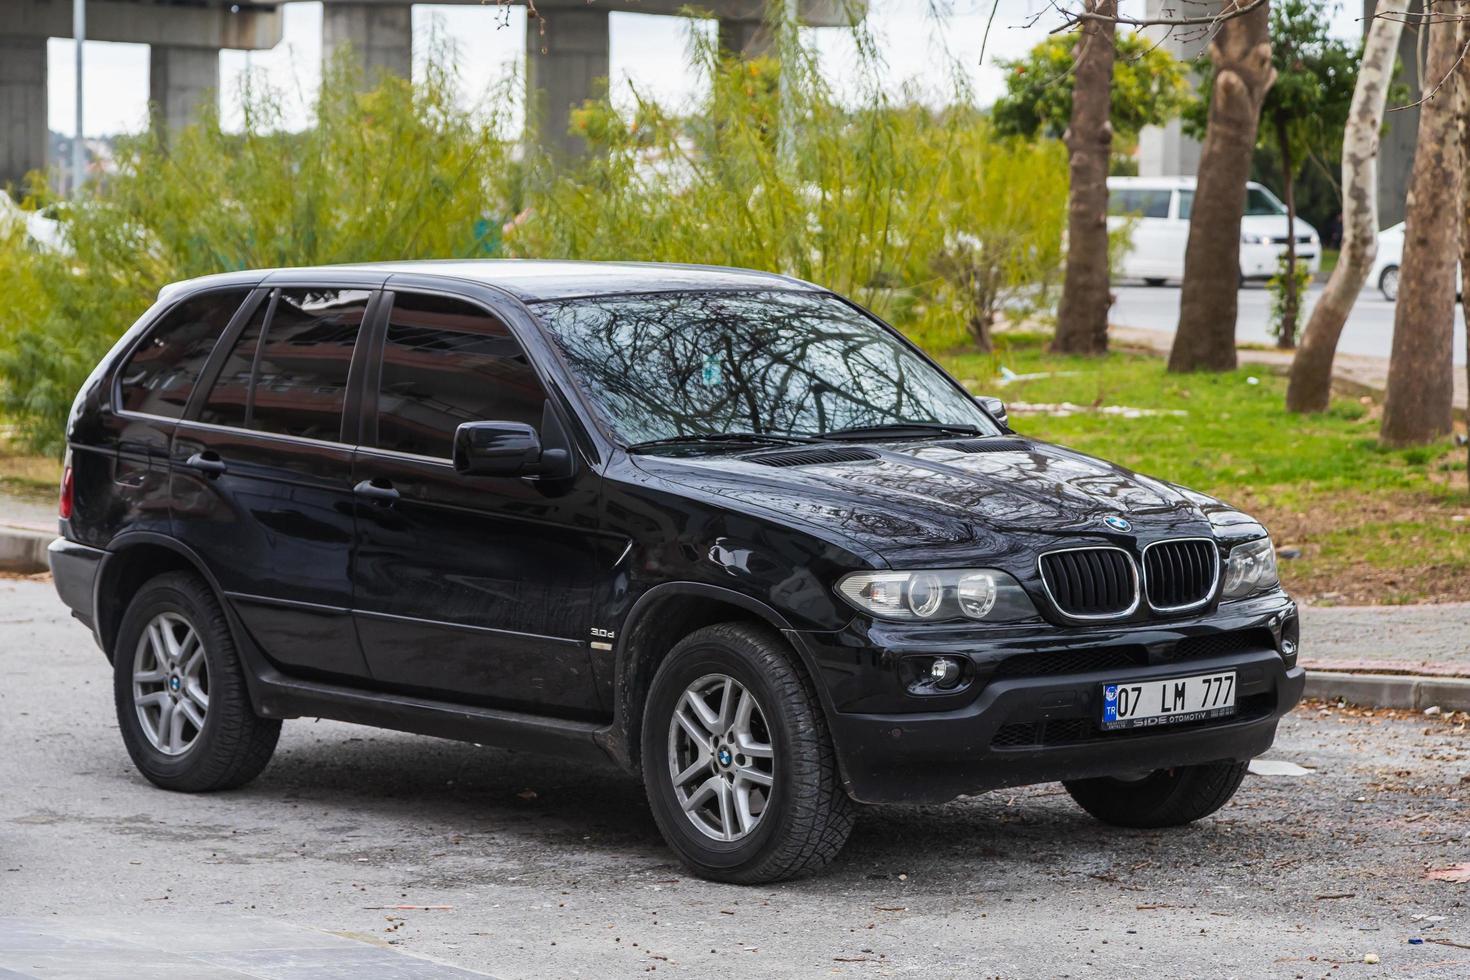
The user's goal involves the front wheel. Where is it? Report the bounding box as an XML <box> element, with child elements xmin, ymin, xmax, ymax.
<box><xmin>1063</xmin><ymin>760</ymin><xmax>1248</xmax><ymax>828</ymax></box>
<box><xmin>641</xmin><ymin>623</ymin><xmax>855</xmax><ymax>884</ymax></box>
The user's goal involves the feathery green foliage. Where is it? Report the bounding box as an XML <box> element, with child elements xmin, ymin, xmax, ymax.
<box><xmin>0</xmin><ymin>37</ymin><xmax>1069</xmax><ymax>453</ymax></box>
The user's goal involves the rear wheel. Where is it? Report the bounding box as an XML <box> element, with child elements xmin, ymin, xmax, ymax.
<box><xmin>1063</xmin><ymin>760</ymin><xmax>1248</xmax><ymax>828</ymax></box>
<box><xmin>1379</xmin><ymin>265</ymin><xmax>1400</xmax><ymax>301</ymax></box>
<box><xmin>113</xmin><ymin>571</ymin><xmax>280</xmax><ymax>792</ymax></box>
<box><xmin>641</xmin><ymin>623</ymin><xmax>855</xmax><ymax>884</ymax></box>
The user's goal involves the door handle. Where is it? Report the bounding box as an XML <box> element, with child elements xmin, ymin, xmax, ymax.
<box><xmin>184</xmin><ymin>452</ymin><xmax>227</xmax><ymax>478</ymax></box>
<box><xmin>353</xmin><ymin>479</ymin><xmax>400</xmax><ymax>505</ymax></box>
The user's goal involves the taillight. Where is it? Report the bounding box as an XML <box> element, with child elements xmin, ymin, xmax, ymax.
<box><xmin>59</xmin><ymin>460</ymin><xmax>74</xmax><ymax>520</ymax></box>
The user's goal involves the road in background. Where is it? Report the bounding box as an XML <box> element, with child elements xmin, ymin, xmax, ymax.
<box><xmin>1113</xmin><ymin>283</ymin><xmax>1469</xmax><ymax>366</ymax></box>
<box><xmin>3</xmin><ymin>579</ymin><xmax>1468</xmax><ymax>978</ymax></box>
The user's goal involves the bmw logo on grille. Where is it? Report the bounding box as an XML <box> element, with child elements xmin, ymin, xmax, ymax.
<box><xmin>1103</xmin><ymin>515</ymin><xmax>1132</xmax><ymax>532</ymax></box>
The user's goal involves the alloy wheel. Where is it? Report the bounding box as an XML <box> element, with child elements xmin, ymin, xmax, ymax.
<box><xmin>667</xmin><ymin>673</ymin><xmax>776</xmax><ymax>842</ymax></box>
<box><xmin>132</xmin><ymin>611</ymin><xmax>209</xmax><ymax>756</ymax></box>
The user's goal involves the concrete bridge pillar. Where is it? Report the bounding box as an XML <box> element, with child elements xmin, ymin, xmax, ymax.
<box><xmin>150</xmin><ymin>46</ymin><xmax>220</xmax><ymax>137</ymax></box>
<box><xmin>1136</xmin><ymin>0</ymin><xmax>1206</xmax><ymax>177</ymax></box>
<box><xmin>323</xmin><ymin>2</ymin><xmax>414</xmax><ymax>83</ymax></box>
<box><xmin>525</xmin><ymin>8</ymin><xmax>610</xmax><ymax>160</ymax></box>
<box><xmin>0</xmin><ymin>35</ymin><xmax>47</xmax><ymax>193</ymax></box>
<box><xmin>718</xmin><ymin>19</ymin><xmax>775</xmax><ymax>58</ymax></box>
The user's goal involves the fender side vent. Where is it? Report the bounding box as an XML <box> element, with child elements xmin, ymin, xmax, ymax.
<box><xmin>747</xmin><ymin>447</ymin><xmax>882</xmax><ymax>467</ymax></box>
<box><xmin>945</xmin><ymin>438</ymin><xmax>1031</xmax><ymax>454</ymax></box>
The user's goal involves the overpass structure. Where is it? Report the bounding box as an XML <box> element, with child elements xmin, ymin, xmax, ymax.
<box><xmin>2</xmin><ymin>0</ymin><xmax>859</xmax><ymax>191</ymax></box>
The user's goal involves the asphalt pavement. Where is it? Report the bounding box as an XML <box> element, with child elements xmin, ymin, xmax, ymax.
<box><xmin>2</xmin><ymin>579</ymin><xmax>1468</xmax><ymax>979</ymax></box>
<box><xmin>1112</xmin><ymin>283</ymin><xmax>1469</xmax><ymax>366</ymax></box>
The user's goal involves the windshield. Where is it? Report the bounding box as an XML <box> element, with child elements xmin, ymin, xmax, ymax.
<box><xmin>533</xmin><ymin>290</ymin><xmax>999</xmax><ymax>446</ymax></box>
<box><xmin>1244</xmin><ymin>187</ymin><xmax>1286</xmax><ymax>216</ymax></box>
<box><xmin>1177</xmin><ymin>187</ymin><xmax>1286</xmax><ymax>219</ymax></box>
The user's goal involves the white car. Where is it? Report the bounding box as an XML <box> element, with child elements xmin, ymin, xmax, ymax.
<box><xmin>1368</xmin><ymin>221</ymin><xmax>1464</xmax><ymax>301</ymax></box>
<box><xmin>1107</xmin><ymin>176</ymin><xmax>1320</xmax><ymax>286</ymax></box>
<box><xmin>0</xmin><ymin>193</ymin><xmax>67</xmax><ymax>252</ymax></box>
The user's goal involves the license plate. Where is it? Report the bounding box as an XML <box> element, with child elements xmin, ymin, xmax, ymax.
<box><xmin>1101</xmin><ymin>671</ymin><xmax>1236</xmax><ymax>731</ymax></box>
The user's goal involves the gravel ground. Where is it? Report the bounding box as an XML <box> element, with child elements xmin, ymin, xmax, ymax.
<box><xmin>2</xmin><ymin>579</ymin><xmax>1467</xmax><ymax>979</ymax></box>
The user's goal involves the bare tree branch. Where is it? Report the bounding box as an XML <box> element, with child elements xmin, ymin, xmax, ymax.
<box><xmin>1049</xmin><ymin>0</ymin><xmax>1268</xmax><ymax>34</ymax></box>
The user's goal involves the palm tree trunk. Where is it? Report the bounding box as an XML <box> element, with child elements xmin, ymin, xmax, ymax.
<box><xmin>1168</xmin><ymin>1</ymin><xmax>1276</xmax><ymax>373</ymax></box>
<box><xmin>1052</xmin><ymin>0</ymin><xmax>1117</xmax><ymax>355</ymax></box>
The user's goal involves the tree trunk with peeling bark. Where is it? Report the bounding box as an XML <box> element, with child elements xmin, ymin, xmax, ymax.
<box><xmin>1286</xmin><ymin>0</ymin><xmax>1406</xmax><ymax>413</ymax></box>
<box><xmin>1380</xmin><ymin>4</ymin><xmax>1461</xmax><ymax>447</ymax></box>
<box><xmin>1168</xmin><ymin>1</ymin><xmax>1276</xmax><ymax>373</ymax></box>
<box><xmin>1052</xmin><ymin>0</ymin><xmax>1117</xmax><ymax>355</ymax></box>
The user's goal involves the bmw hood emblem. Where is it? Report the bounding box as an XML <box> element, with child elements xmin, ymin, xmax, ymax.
<box><xmin>1102</xmin><ymin>515</ymin><xmax>1132</xmax><ymax>532</ymax></box>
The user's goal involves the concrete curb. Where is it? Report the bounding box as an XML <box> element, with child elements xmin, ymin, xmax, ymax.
<box><xmin>1304</xmin><ymin>670</ymin><xmax>1470</xmax><ymax>713</ymax></box>
<box><xmin>0</xmin><ymin>524</ymin><xmax>50</xmax><ymax>574</ymax></box>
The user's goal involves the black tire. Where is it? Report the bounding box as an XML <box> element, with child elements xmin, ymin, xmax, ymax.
<box><xmin>1063</xmin><ymin>760</ymin><xmax>1248</xmax><ymax>829</ymax></box>
<box><xmin>1379</xmin><ymin>265</ymin><xmax>1399</xmax><ymax>302</ymax></box>
<box><xmin>1142</xmin><ymin>277</ymin><xmax>1167</xmax><ymax>288</ymax></box>
<box><xmin>113</xmin><ymin>571</ymin><xmax>280</xmax><ymax>792</ymax></box>
<box><xmin>641</xmin><ymin>622</ymin><xmax>855</xmax><ymax>884</ymax></box>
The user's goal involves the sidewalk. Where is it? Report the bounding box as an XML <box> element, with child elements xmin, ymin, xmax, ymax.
<box><xmin>0</xmin><ymin>915</ymin><xmax>495</xmax><ymax>979</ymax></box>
<box><xmin>0</xmin><ymin>490</ymin><xmax>52</xmax><ymax>574</ymax></box>
<box><xmin>1110</xmin><ymin>324</ymin><xmax>1469</xmax><ymax>412</ymax></box>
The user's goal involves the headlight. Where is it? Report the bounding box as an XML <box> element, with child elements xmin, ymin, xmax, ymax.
<box><xmin>836</xmin><ymin>569</ymin><xmax>1038</xmax><ymax>622</ymax></box>
<box><xmin>1221</xmin><ymin>537</ymin><xmax>1280</xmax><ymax>598</ymax></box>
<box><xmin>1241</xmin><ymin>232</ymin><xmax>1270</xmax><ymax>245</ymax></box>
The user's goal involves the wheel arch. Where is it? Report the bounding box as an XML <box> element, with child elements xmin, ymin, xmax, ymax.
<box><xmin>93</xmin><ymin>532</ymin><xmax>230</xmax><ymax>663</ymax></box>
<box><xmin>600</xmin><ymin>582</ymin><xmax>839</xmax><ymax>774</ymax></box>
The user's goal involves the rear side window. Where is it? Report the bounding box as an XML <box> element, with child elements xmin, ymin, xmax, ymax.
<box><xmin>118</xmin><ymin>289</ymin><xmax>250</xmax><ymax>418</ymax></box>
<box><xmin>1107</xmin><ymin>188</ymin><xmax>1172</xmax><ymax>219</ymax></box>
<box><xmin>199</xmin><ymin>288</ymin><xmax>370</xmax><ymax>442</ymax></box>
<box><xmin>375</xmin><ymin>292</ymin><xmax>546</xmax><ymax>459</ymax></box>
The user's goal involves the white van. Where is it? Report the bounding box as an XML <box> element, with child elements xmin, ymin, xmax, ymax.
<box><xmin>1107</xmin><ymin>176</ymin><xmax>1320</xmax><ymax>286</ymax></box>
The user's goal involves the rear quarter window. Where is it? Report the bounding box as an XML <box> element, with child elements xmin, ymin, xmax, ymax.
<box><xmin>118</xmin><ymin>289</ymin><xmax>252</xmax><ymax>418</ymax></box>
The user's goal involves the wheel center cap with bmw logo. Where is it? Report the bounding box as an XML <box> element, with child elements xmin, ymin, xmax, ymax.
<box><xmin>169</xmin><ymin>676</ymin><xmax>182</xmax><ymax>692</ymax></box>
<box><xmin>717</xmin><ymin>747</ymin><xmax>733</xmax><ymax>767</ymax></box>
<box><xmin>1103</xmin><ymin>515</ymin><xmax>1132</xmax><ymax>532</ymax></box>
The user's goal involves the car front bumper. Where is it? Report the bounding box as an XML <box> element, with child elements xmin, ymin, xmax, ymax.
<box><xmin>792</xmin><ymin>593</ymin><xmax>1304</xmax><ymax>805</ymax></box>
<box><xmin>1241</xmin><ymin>241</ymin><xmax>1320</xmax><ymax>279</ymax></box>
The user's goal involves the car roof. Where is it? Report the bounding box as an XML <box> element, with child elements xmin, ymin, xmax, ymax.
<box><xmin>1106</xmin><ymin>176</ymin><xmax>1269</xmax><ymax>192</ymax></box>
<box><xmin>160</xmin><ymin>260</ymin><xmax>821</xmax><ymax>304</ymax></box>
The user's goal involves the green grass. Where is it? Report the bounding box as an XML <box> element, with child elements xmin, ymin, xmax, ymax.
<box><xmin>1316</xmin><ymin>247</ymin><xmax>1339</xmax><ymax>280</ymax></box>
<box><xmin>935</xmin><ymin>333</ymin><xmax>1470</xmax><ymax>603</ymax></box>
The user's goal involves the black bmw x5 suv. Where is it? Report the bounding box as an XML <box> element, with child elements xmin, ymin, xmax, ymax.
<box><xmin>50</xmin><ymin>261</ymin><xmax>1304</xmax><ymax>883</ymax></box>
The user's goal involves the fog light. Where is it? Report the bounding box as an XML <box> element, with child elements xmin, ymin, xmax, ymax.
<box><xmin>929</xmin><ymin>657</ymin><xmax>962</xmax><ymax>688</ymax></box>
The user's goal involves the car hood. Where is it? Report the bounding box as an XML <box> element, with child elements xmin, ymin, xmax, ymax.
<box><xmin>632</xmin><ymin>437</ymin><xmax>1249</xmax><ymax>566</ymax></box>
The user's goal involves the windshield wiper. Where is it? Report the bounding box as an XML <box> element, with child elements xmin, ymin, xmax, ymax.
<box><xmin>819</xmin><ymin>422</ymin><xmax>983</xmax><ymax>441</ymax></box>
<box><xmin>627</xmin><ymin>431</ymin><xmax>823</xmax><ymax>454</ymax></box>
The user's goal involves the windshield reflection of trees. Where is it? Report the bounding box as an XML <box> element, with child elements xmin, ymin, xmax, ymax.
<box><xmin>538</xmin><ymin>291</ymin><xmax>988</xmax><ymax>443</ymax></box>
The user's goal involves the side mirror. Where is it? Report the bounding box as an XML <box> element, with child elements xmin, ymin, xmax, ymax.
<box><xmin>453</xmin><ymin>421</ymin><xmax>568</xmax><ymax>478</ymax></box>
<box><xmin>976</xmin><ymin>395</ymin><xmax>1010</xmax><ymax>430</ymax></box>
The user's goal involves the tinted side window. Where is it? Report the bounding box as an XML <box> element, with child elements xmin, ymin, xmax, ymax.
<box><xmin>199</xmin><ymin>297</ymin><xmax>269</xmax><ymax>430</ymax></box>
<box><xmin>118</xmin><ymin>289</ymin><xmax>250</xmax><ymax>418</ymax></box>
<box><xmin>250</xmin><ymin>289</ymin><xmax>369</xmax><ymax>441</ymax></box>
<box><xmin>199</xmin><ymin>288</ymin><xmax>369</xmax><ymax>441</ymax></box>
<box><xmin>375</xmin><ymin>293</ymin><xmax>545</xmax><ymax>459</ymax></box>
